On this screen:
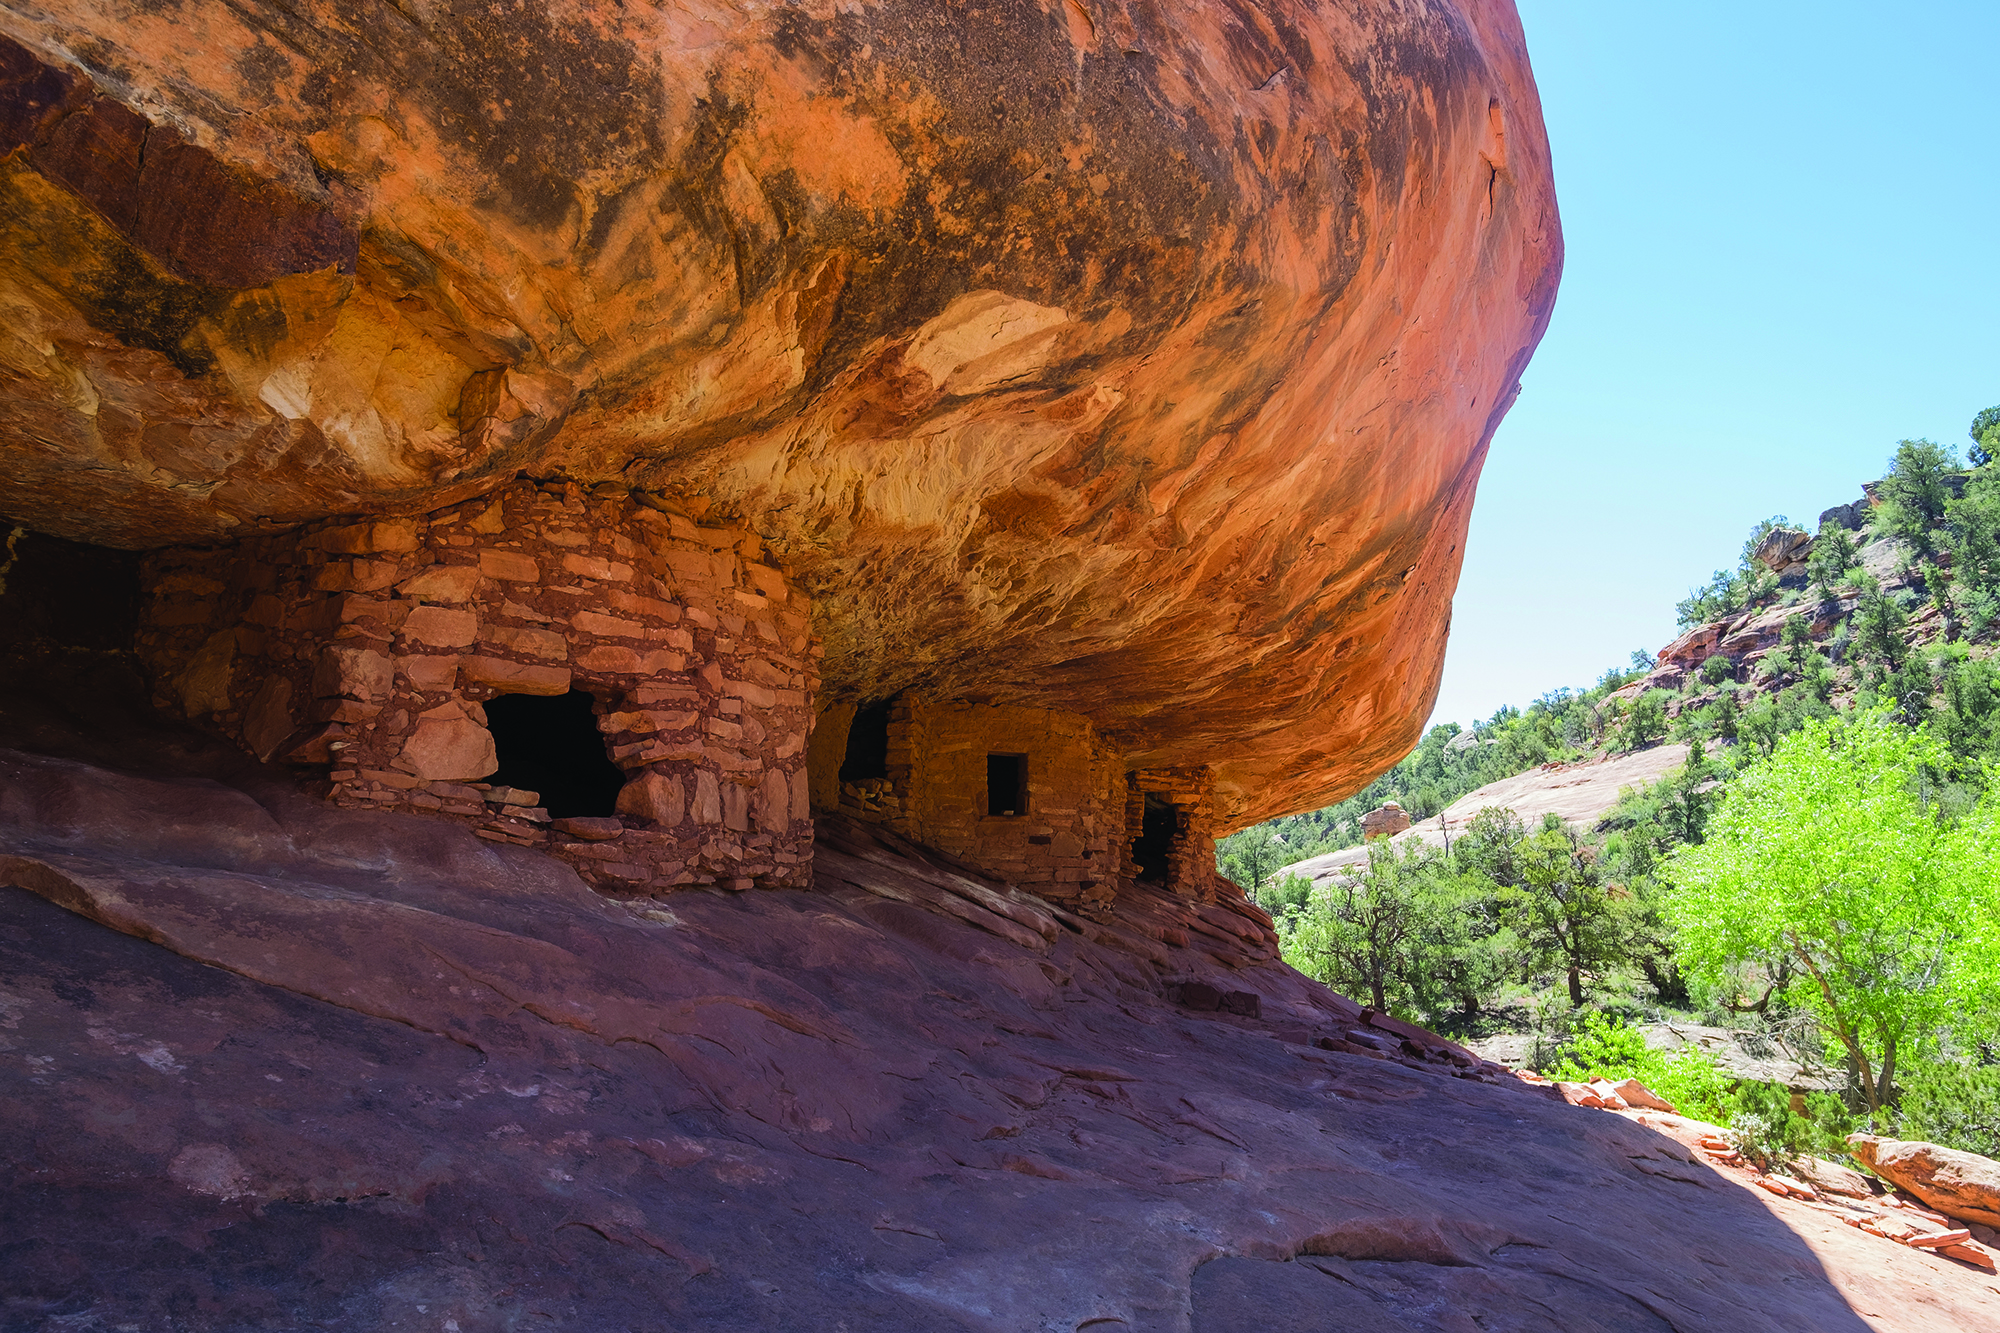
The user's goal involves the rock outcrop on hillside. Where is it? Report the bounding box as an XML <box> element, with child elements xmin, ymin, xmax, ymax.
<box><xmin>0</xmin><ymin>0</ymin><xmax>1560</xmax><ymax>823</ymax></box>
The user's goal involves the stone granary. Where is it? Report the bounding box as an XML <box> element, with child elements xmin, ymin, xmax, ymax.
<box><xmin>138</xmin><ymin>480</ymin><xmax>818</xmax><ymax>892</ymax></box>
<box><xmin>809</xmin><ymin>695</ymin><xmax>1228</xmax><ymax>912</ymax></box>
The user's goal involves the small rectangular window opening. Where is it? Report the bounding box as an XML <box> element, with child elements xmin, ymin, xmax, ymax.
<box><xmin>987</xmin><ymin>753</ymin><xmax>1027</xmax><ymax>817</ymax></box>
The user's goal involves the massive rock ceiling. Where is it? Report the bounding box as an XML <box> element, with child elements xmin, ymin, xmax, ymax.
<box><xmin>0</xmin><ymin>0</ymin><xmax>1560</xmax><ymax>826</ymax></box>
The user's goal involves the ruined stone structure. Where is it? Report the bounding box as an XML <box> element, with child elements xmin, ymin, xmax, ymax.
<box><xmin>134</xmin><ymin>479</ymin><xmax>1222</xmax><ymax>906</ymax></box>
<box><xmin>1128</xmin><ymin>765</ymin><xmax>1228</xmax><ymax>902</ymax></box>
<box><xmin>808</xmin><ymin>696</ymin><xmax>1226</xmax><ymax>908</ymax></box>
<box><xmin>136</xmin><ymin>481</ymin><xmax>817</xmax><ymax>891</ymax></box>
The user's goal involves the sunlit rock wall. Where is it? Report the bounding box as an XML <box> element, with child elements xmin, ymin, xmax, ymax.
<box><xmin>0</xmin><ymin>0</ymin><xmax>1560</xmax><ymax>827</ymax></box>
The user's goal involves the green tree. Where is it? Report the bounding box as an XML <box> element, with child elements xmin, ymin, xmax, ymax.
<box><xmin>1218</xmin><ymin>823</ymin><xmax>1287</xmax><ymax>898</ymax></box>
<box><xmin>1876</xmin><ymin>439</ymin><xmax>1957</xmax><ymax>556</ymax></box>
<box><xmin>1945</xmin><ymin>464</ymin><xmax>2000</xmax><ymax>627</ymax></box>
<box><xmin>1969</xmin><ymin>404</ymin><xmax>2000</xmax><ymax>469</ymax></box>
<box><xmin>1454</xmin><ymin>807</ymin><xmax>1527</xmax><ymax>888</ymax></box>
<box><xmin>1505</xmin><ymin>815</ymin><xmax>1629</xmax><ymax>1007</ymax></box>
<box><xmin>1619</xmin><ymin>690</ymin><xmax>1669</xmax><ymax>750</ymax></box>
<box><xmin>1850</xmin><ymin>576</ymin><xmax>1909</xmax><ymax>672</ymax></box>
<box><xmin>1665</xmin><ymin>709</ymin><xmax>1997</xmax><ymax>1112</ymax></box>
<box><xmin>1935</xmin><ymin>647</ymin><xmax>2000</xmax><ymax>781</ymax></box>
<box><xmin>1898</xmin><ymin>1060</ymin><xmax>2000</xmax><ymax>1157</ymax></box>
<box><xmin>1404</xmin><ymin>863</ymin><xmax>1516</xmax><ymax>1022</ymax></box>
<box><xmin>1809</xmin><ymin>521</ymin><xmax>1859</xmax><ymax>598</ymax></box>
<box><xmin>1278</xmin><ymin>840</ymin><xmax>1436</xmax><ymax>1014</ymax></box>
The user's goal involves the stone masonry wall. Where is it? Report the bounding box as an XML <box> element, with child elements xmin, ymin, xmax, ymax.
<box><xmin>813</xmin><ymin>695</ymin><xmax>1124</xmax><ymax>913</ymax></box>
<box><xmin>136</xmin><ymin>480</ymin><xmax>818</xmax><ymax>892</ymax></box>
<box><xmin>1130</xmin><ymin>766</ymin><xmax>1225</xmax><ymax>902</ymax></box>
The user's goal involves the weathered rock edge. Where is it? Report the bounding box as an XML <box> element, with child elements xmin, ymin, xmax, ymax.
<box><xmin>0</xmin><ymin>0</ymin><xmax>1561</xmax><ymax>825</ymax></box>
<box><xmin>0</xmin><ymin>744</ymin><xmax>1877</xmax><ymax>1331</ymax></box>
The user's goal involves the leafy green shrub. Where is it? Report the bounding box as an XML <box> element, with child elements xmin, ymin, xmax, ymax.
<box><xmin>1809</xmin><ymin>522</ymin><xmax>1859</xmax><ymax>597</ymax></box>
<box><xmin>1897</xmin><ymin>1061</ymin><xmax>2000</xmax><ymax>1157</ymax></box>
<box><xmin>1619</xmin><ymin>691</ymin><xmax>1669</xmax><ymax>750</ymax></box>
<box><xmin>1727</xmin><ymin>1082</ymin><xmax>1856</xmax><ymax>1168</ymax></box>
<box><xmin>1544</xmin><ymin>1012</ymin><xmax>1733</xmax><ymax>1122</ymax></box>
<box><xmin>1700</xmin><ymin>654</ymin><xmax>1734</xmax><ymax>686</ymax></box>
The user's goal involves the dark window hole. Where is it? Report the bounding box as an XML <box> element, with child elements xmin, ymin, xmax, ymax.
<box><xmin>840</xmin><ymin>698</ymin><xmax>892</xmax><ymax>783</ymax></box>
<box><xmin>1132</xmin><ymin>792</ymin><xmax>1180</xmax><ymax>882</ymax></box>
<box><xmin>987</xmin><ymin>753</ymin><xmax>1027</xmax><ymax>817</ymax></box>
<box><xmin>483</xmin><ymin>690</ymin><xmax>624</xmax><ymax>819</ymax></box>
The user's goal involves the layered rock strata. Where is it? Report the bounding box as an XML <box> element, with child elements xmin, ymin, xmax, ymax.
<box><xmin>0</xmin><ymin>0</ymin><xmax>1562</xmax><ymax>824</ymax></box>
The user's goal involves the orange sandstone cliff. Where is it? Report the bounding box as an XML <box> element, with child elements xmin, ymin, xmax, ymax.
<box><xmin>0</xmin><ymin>0</ymin><xmax>1559</xmax><ymax>828</ymax></box>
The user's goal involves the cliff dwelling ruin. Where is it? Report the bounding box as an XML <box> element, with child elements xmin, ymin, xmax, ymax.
<box><xmin>0</xmin><ymin>0</ymin><xmax>1696</xmax><ymax>1326</ymax></box>
<box><xmin>128</xmin><ymin>472</ymin><xmax>1246</xmax><ymax>908</ymax></box>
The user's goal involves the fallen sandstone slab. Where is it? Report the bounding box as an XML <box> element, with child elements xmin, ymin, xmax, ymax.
<box><xmin>1850</xmin><ymin>1133</ymin><xmax>2000</xmax><ymax>1230</ymax></box>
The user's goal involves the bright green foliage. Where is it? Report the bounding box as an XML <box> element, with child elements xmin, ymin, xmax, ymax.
<box><xmin>1897</xmin><ymin>1060</ymin><xmax>2000</xmax><ymax>1157</ymax></box>
<box><xmin>1665</xmin><ymin>708</ymin><xmax>2000</xmax><ymax>1111</ymax></box>
<box><xmin>1876</xmin><ymin>439</ymin><xmax>1958</xmax><ymax>556</ymax></box>
<box><xmin>1545</xmin><ymin>1012</ymin><xmax>1733</xmax><ymax>1124</ymax></box>
<box><xmin>1700</xmin><ymin>654</ymin><xmax>1734</xmax><ymax>686</ymax></box>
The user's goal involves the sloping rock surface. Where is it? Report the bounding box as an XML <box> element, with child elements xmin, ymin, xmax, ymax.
<box><xmin>1281</xmin><ymin>742</ymin><xmax>1689</xmax><ymax>882</ymax></box>
<box><xmin>0</xmin><ymin>0</ymin><xmax>1562</xmax><ymax>825</ymax></box>
<box><xmin>0</xmin><ymin>736</ymin><xmax>1888</xmax><ymax>1331</ymax></box>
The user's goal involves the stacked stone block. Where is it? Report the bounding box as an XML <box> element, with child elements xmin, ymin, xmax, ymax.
<box><xmin>135</xmin><ymin>480</ymin><xmax>818</xmax><ymax>893</ymax></box>
<box><xmin>1130</xmin><ymin>766</ymin><xmax>1224</xmax><ymax>902</ymax></box>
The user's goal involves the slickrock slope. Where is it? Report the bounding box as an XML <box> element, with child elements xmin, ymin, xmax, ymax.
<box><xmin>0</xmin><ymin>722</ymin><xmax>1909</xmax><ymax>1332</ymax></box>
<box><xmin>1281</xmin><ymin>742</ymin><xmax>1691</xmax><ymax>882</ymax></box>
<box><xmin>0</xmin><ymin>0</ymin><xmax>1561</xmax><ymax>821</ymax></box>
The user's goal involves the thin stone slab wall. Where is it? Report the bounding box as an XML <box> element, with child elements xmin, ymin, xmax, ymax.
<box><xmin>1130</xmin><ymin>766</ymin><xmax>1225</xmax><ymax>902</ymax></box>
<box><xmin>135</xmin><ymin>481</ymin><xmax>817</xmax><ymax>892</ymax></box>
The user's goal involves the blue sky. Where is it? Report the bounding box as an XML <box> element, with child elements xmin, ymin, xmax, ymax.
<box><xmin>1427</xmin><ymin>0</ymin><xmax>2000</xmax><ymax>729</ymax></box>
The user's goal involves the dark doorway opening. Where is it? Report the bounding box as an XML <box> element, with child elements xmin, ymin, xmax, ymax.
<box><xmin>1132</xmin><ymin>792</ymin><xmax>1179</xmax><ymax>882</ymax></box>
<box><xmin>840</xmin><ymin>698</ymin><xmax>892</xmax><ymax>783</ymax></box>
<box><xmin>484</xmin><ymin>690</ymin><xmax>624</xmax><ymax>818</ymax></box>
<box><xmin>987</xmin><ymin>753</ymin><xmax>1027</xmax><ymax>817</ymax></box>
